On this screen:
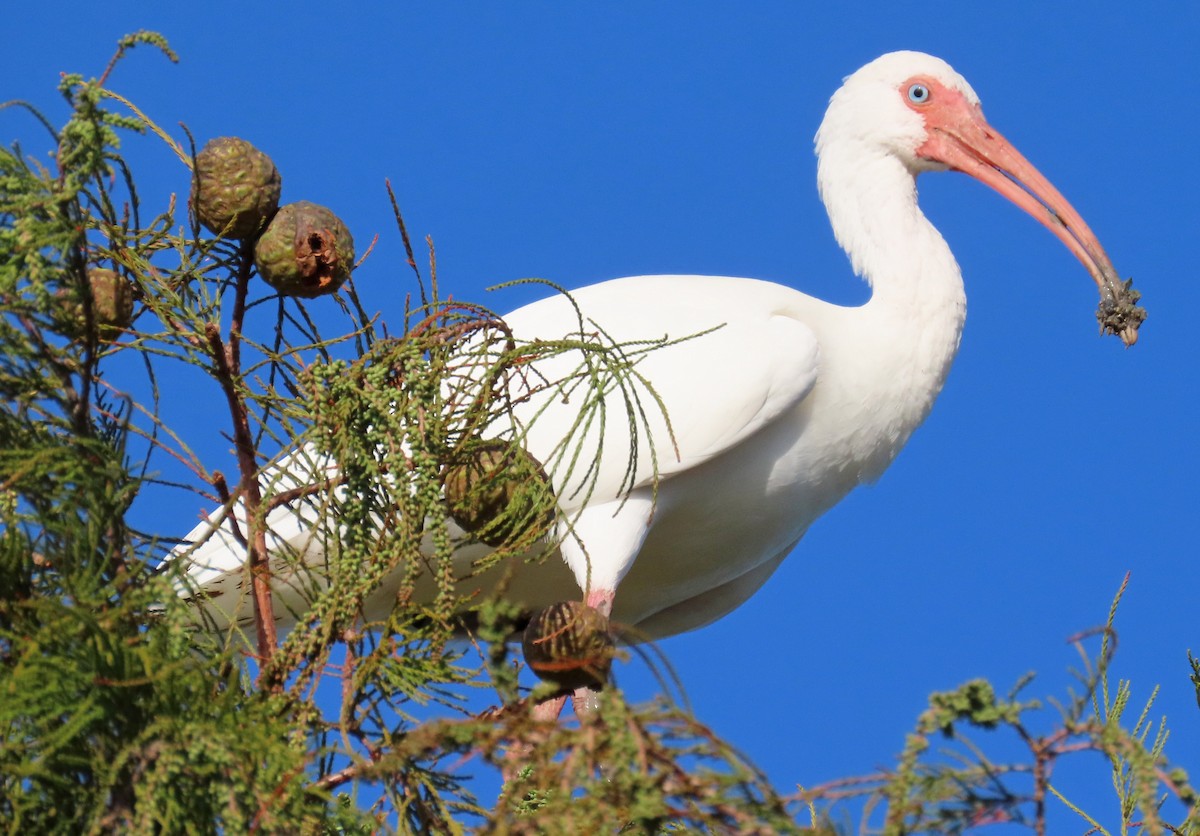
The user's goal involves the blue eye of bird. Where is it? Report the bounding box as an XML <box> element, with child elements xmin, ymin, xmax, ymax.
<box><xmin>907</xmin><ymin>83</ymin><xmax>930</xmax><ymax>104</ymax></box>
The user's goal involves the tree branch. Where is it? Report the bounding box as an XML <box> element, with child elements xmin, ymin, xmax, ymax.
<box><xmin>203</xmin><ymin>244</ymin><xmax>278</xmax><ymax>665</ymax></box>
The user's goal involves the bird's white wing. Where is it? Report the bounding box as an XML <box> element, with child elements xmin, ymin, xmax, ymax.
<box><xmin>503</xmin><ymin>275</ymin><xmax>821</xmax><ymax>508</ymax></box>
<box><xmin>173</xmin><ymin>274</ymin><xmax>821</xmax><ymax>627</ymax></box>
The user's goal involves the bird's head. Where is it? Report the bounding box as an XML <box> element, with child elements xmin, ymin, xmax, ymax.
<box><xmin>817</xmin><ymin>51</ymin><xmax>981</xmax><ymax>173</ymax></box>
<box><xmin>816</xmin><ymin>51</ymin><xmax>1141</xmax><ymax>345</ymax></box>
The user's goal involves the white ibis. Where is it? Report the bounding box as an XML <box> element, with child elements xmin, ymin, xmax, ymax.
<box><xmin>178</xmin><ymin>52</ymin><xmax>1137</xmax><ymax>691</ymax></box>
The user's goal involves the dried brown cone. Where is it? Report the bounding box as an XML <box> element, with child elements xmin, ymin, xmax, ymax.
<box><xmin>253</xmin><ymin>201</ymin><xmax>354</xmax><ymax>298</ymax></box>
<box><xmin>88</xmin><ymin>268</ymin><xmax>135</xmax><ymax>336</ymax></box>
<box><xmin>522</xmin><ymin>601</ymin><xmax>614</xmax><ymax>691</ymax></box>
<box><xmin>191</xmin><ymin>137</ymin><xmax>281</xmax><ymax>240</ymax></box>
<box><xmin>444</xmin><ymin>440</ymin><xmax>555</xmax><ymax>548</ymax></box>
<box><xmin>57</xmin><ymin>269</ymin><xmax>135</xmax><ymax>339</ymax></box>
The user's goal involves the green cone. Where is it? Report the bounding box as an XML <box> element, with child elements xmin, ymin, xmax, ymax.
<box><xmin>253</xmin><ymin>201</ymin><xmax>354</xmax><ymax>297</ymax></box>
<box><xmin>444</xmin><ymin>440</ymin><xmax>554</xmax><ymax>547</ymax></box>
<box><xmin>191</xmin><ymin>137</ymin><xmax>281</xmax><ymax>240</ymax></box>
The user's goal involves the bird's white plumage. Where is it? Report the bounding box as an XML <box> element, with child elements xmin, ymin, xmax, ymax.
<box><xmin>176</xmin><ymin>51</ymin><xmax>1109</xmax><ymax>642</ymax></box>
<box><xmin>503</xmin><ymin>276</ymin><xmax>823</xmax><ymax>500</ymax></box>
<box><xmin>180</xmin><ymin>275</ymin><xmax>830</xmax><ymax>633</ymax></box>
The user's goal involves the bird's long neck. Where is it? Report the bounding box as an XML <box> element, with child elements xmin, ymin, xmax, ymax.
<box><xmin>818</xmin><ymin>142</ymin><xmax>964</xmax><ymax>314</ymax></box>
<box><xmin>813</xmin><ymin>141</ymin><xmax>968</xmax><ymax>478</ymax></box>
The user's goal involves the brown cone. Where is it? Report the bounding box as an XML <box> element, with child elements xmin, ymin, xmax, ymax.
<box><xmin>253</xmin><ymin>201</ymin><xmax>354</xmax><ymax>297</ymax></box>
<box><xmin>522</xmin><ymin>601</ymin><xmax>614</xmax><ymax>692</ymax></box>
<box><xmin>444</xmin><ymin>440</ymin><xmax>554</xmax><ymax>547</ymax></box>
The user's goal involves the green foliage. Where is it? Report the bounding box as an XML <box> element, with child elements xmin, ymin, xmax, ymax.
<box><xmin>0</xmin><ymin>38</ymin><xmax>364</xmax><ymax>834</ymax></box>
<box><xmin>1</xmin><ymin>34</ymin><xmax>796</xmax><ymax>834</ymax></box>
<box><xmin>492</xmin><ymin>695</ymin><xmax>797</xmax><ymax>833</ymax></box>
<box><xmin>1189</xmin><ymin>651</ymin><xmax>1200</xmax><ymax>711</ymax></box>
<box><xmin>798</xmin><ymin>575</ymin><xmax>1199</xmax><ymax>835</ymax></box>
<box><xmin>1</xmin><ymin>32</ymin><xmax>1196</xmax><ymax>835</ymax></box>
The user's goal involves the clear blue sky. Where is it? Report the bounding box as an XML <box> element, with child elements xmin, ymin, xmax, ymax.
<box><xmin>6</xmin><ymin>2</ymin><xmax>1197</xmax><ymax>827</ymax></box>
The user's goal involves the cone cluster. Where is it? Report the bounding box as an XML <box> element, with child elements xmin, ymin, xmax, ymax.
<box><xmin>189</xmin><ymin>137</ymin><xmax>354</xmax><ymax>299</ymax></box>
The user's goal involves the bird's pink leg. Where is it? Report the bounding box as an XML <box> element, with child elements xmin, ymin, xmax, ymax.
<box><xmin>584</xmin><ymin>587</ymin><xmax>614</xmax><ymax>618</ymax></box>
<box><xmin>531</xmin><ymin>693</ymin><xmax>568</xmax><ymax>722</ymax></box>
<box><xmin>503</xmin><ymin>587</ymin><xmax>615</xmax><ymax>783</ymax></box>
<box><xmin>554</xmin><ymin>493</ymin><xmax>651</xmax><ymax>720</ymax></box>
<box><xmin>501</xmin><ymin>693</ymin><xmax>563</xmax><ymax>784</ymax></box>
<box><xmin>571</xmin><ymin>587</ymin><xmax>615</xmax><ymax>717</ymax></box>
<box><xmin>502</xmin><ymin>686</ymin><xmax>568</xmax><ymax>783</ymax></box>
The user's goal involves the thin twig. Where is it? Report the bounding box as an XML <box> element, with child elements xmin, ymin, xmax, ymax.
<box><xmin>203</xmin><ymin>243</ymin><xmax>278</xmax><ymax>665</ymax></box>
